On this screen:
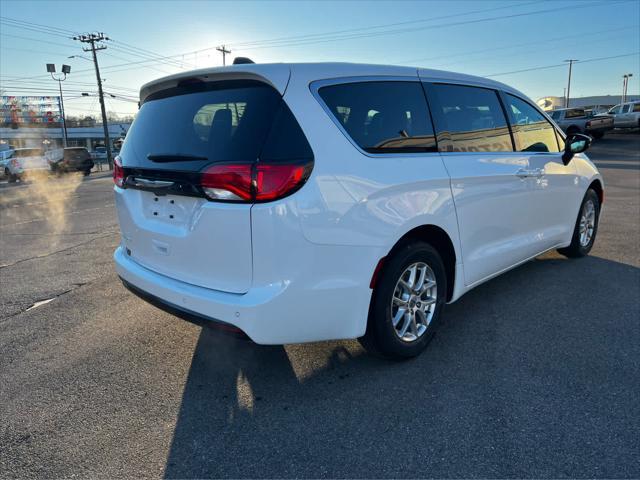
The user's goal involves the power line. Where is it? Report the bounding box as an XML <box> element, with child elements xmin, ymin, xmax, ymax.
<box><xmin>227</xmin><ymin>0</ymin><xmax>542</xmax><ymax>49</ymax></box>
<box><xmin>396</xmin><ymin>24</ymin><xmax>639</xmax><ymax>65</ymax></box>
<box><xmin>228</xmin><ymin>0</ymin><xmax>624</xmax><ymax>51</ymax></box>
<box><xmin>0</xmin><ymin>16</ymin><xmax>190</xmax><ymax>71</ymax></box>
<box><xmin>485</xmin><ymin>52</ymin><xmax>640</xmax><ymax>77</ymax></box>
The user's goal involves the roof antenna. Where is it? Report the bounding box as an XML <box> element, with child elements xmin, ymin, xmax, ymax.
<box><xmin>233</xmin><ymin>57</ymin><xmax>255</xmax><ymax>65</ymax></box>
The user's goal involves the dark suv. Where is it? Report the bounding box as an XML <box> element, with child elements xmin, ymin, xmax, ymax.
<box><xmin>51</xmin><ymin>147</ymin><xmax>94</xmax><ymax>175</ymax></box>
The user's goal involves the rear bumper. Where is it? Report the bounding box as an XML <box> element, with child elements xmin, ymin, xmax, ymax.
<box><xmin>119</xmin><ymin>276</ymin><xmax>247</xmax><ymax>337</ymax></box>
<box><xmin>114</xmin><ymin>245</ymin><xmax>371</xmax><ymax>344</ymax></box>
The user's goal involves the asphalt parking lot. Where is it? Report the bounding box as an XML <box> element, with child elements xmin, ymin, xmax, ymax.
<box><xmin>1</xmin><ymin>133</ymin><xmax>639</xmax><ymax>478</ymax></box>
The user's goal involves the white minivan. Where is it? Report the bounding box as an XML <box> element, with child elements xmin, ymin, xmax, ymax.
<box><xmin>114</xmin><ymin>63</ymin><xmax>603</xmax><ymax>358</ymax></box>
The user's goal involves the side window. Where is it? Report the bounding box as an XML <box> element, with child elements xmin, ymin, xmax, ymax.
<box><xmin>622</xmin><ymin>104</ymin><xmax>632</xmax><ymax>113</ymax></box>
<box><xmin>318</xmin><ymin>81</ymin><xmax>436</xmax><ymax>153</ymax></box>
<box><xmin>609</xmin><ymin>105</ymin><xmax>622</xmax><ymax>114</ymax></box>
<box><xmin>633</xmin><ymin>103</ymin><xmax>640</xmax><ymax>112</ymax></box>
<box><xmin>504</xmin><ymin>94</ymin><xmax>561</xmax><ymax>153</ymax></box>
<box><xmin>426</xmin><ymin>84</ymin><xmax>512</xmax><ymax>152</ymax></box>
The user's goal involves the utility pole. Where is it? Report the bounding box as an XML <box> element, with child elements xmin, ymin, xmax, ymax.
<box><xmin>564</xmin><ymin>59</ymin><xmax>578</xmax><ymax>108</ymax></box>
<box><xmin>46</xmin><ymin>63</ymin><xmax>71</xmax><ymax>148</ymax></box>
<box><xmin>73</xmin><ymin>32</ymin><xmax>113</xmax><ymax>169</ymax></box>
<box><xmin>216</xmin><ymin>45</ymin><xmax>231</xmax><ymax>66</ymax></box>
<box><xmin>623</xmin><ymin>73</ymin><xmax>633</xmax><ymax>103</ymax></box>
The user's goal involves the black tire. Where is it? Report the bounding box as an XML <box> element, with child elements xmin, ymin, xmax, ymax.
<box><xmin>83</xmin><ymin>169</ymin><xmax>91</xmax><ymax>176</ymax></box>
<box><xmin>8</xmin><ymin>172</ymin><xmax>17</xmax><ymax>183</ymax></box>
<box><xmin>360</xmin><ymin>241</ymin><xmax>447</xmax><ymax>359</ymax></box>
<box><xmin>558</xmin><ymin>188</ymin><xmax>600</xmax><ymax>258</ymax></box>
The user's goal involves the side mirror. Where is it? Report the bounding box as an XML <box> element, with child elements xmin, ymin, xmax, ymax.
<box><xmin>562</xmin><ymin>133</ymin><xmax>591</xmax><ymax>165</ymax></box>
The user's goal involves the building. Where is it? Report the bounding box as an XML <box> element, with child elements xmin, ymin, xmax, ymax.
<box><xmin>0</xmin><ymin>123</ymin><xmax>131</xmax><ymax>151</ymax></box>
<box><xmin>536</xmin><ymin>95</ymin><xmax>639</xmax><ymax>111</ymax></box>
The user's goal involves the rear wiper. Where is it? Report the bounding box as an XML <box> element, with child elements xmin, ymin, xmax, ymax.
<box><xmin>147</xmin><ymin>153</ymin><xmax>208</xmax><ymax>163</ymax></box>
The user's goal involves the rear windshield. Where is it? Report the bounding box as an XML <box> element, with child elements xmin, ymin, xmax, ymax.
<box><xmin>565</xmin><ymin>108</ymin><xmax>586</xmax><ymax>118</ymax></box>
<box><xmin>120</xmin><ymin>79</ymin><xmax>311</xmax><ymax>172</ymax></box>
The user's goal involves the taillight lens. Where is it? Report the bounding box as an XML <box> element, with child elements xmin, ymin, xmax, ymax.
<box><xmin>200</xmin><ymin>162</ymin><xmax>312</xmax><ymax>202</ymax></box>
<box><xmin>201</xmin><ymin>164</ymin><xmax>253</xmax><ymax>201</ymax></box>
<box><xmin>113</xmin><ymin>155</ymin><xmax>125</xmax><ymax>187</ymax></box>
<box><xmin>255</xmin><ymin>164</ymin><xmax>308</xmax><ymax>201</ymax></box>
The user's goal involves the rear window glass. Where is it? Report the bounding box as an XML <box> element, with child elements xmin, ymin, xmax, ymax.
<box><xmin>565</xmin><ymin>108</ymin><xmax>585</xmax><ymax>118</ymax></box>
<box><xmin>634</xmin><ymin>103</ymin><xmax>640</xmax><ymax>112</ymax></box>
<box><xmin>427</xmin><ymin>84</ymin><xmax>512</xmax><ymax>152</ymax></box>
<box><xmin>318</xmin><ymin>81</ymin><xmax>436</xmax><ymax>153</ymax></box>
<box><xmin>120</xmin><ymin>80</ymin><xmax>310</xmax><ymax>171</ymax></box>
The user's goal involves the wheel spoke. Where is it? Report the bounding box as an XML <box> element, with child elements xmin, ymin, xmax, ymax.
<box><xmin>393</xmin><ymin>295</ymin><xmax>407</xmax><ymax>306</ymax></box>
<box><xmin>419</xmin><ymin>279</ymin><xmax>436</xmax><ymax>294</ymax></box>
<box><xmin>392</xmin><ymin>307</ymin><xmax>406</xmax><ymax>327</ymax></box>
<box><xmin>410</xmin><ymin>315</ymin><xmax>418</xmax><ymax>335</ymax></box>
<box><xmin>414</xmin><ymin>266</ymin><xmax>426</xmax><ymax>292</ymax></box>
<box><xmin>420</xmin><ymin>296</ymin><xmax>436</xmax><ymax>306</ymax></box>
<box><xmin>398</xmin><ymin>312</ymin><xmax>412</xmax><ymax>337</ymax></box>
<box><xmin>415</xmin><ymin>308</ymin><xmax>428</xmax><ymax>326</ymax></box>
<box><xmin>406</xmin><ymin>265</ymin><xmax>417</xmax><ymax>289</ymax></box>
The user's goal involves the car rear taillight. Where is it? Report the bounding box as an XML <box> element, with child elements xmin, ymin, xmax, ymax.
<box><xmin>255</xmin><ymin>164</ymin><xmax>309</xmax><ymax>201</ymax></box>
<box><xmin>113</xmin><ymin>155</ymin><xmax>125</xmax><ymax>187</ymax></box>
<box><xmin>201</xmin><ymin>164</ymin><xmax>253</xmax><ymax>201</ymax></box>
<box><xmin>586</xmin><ymin>121</ymin><xmax>592</xmax><ymax>128</ymax></box>
<box><xmin>200</xmin><ymin>162</ymin><xmax>312</xmax><ymax>202</ymax></box>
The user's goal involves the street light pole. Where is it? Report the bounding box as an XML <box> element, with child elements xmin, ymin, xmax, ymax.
<box><xmin>46</xmin><ymin>63</ymin><xmax>71</xmax><ymax>148</ymax></box>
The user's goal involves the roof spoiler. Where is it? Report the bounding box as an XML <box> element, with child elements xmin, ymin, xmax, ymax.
<box><xmin>233</xmin><ymin>57</ymin><xmax>255</xmax><ymax>65</ymax></box>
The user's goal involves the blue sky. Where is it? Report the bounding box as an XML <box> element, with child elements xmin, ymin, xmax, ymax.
<box><xmin>1</xmin><ymin>0</ymin><xmax>639</xmax><ymax>117</ymax></box>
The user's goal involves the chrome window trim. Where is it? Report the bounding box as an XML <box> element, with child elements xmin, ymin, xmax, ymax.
<box><xmin>309</xmin><ymin>76</ymin><xmax>440</xmax><ymax>159</ymax></box>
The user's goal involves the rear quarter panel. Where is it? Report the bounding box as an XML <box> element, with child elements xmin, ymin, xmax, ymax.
<box><xmin>281</xmin><ymin>73</ymin><xmax>461</xmax><ymax>271</ymax></box>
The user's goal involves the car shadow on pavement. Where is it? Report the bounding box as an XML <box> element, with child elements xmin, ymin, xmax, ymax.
<box><xmin>163</xmin><ymin>253</ymin><xmax>640</xmax><ymax>479</ymax></box>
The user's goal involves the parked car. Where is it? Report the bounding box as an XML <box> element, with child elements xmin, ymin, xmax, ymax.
<box><xmin>113</xmin><ymin>63</ymin><xmax>603</xmax><ymax>358</ymax></box>
<box><xmin>0</xmin><ymin>147</ymin><xmax>15</xmax><ymax>180</ymax></box>
<box><xmin>549</xmin><ymin>107</ymin><xmax>614</xmax><ymax>138</ymax></box>
<box><xmin>606</xmin><ymin>101</ymin><xmax>640</xmax><ymax>128</ymax></box>
<box><xmin>4</xmin><ymin>148</ymin><xmax>49</xmax><ymax>182</ymax></box>
<box><xmin>47</xmin><ymin>147</ymin><xmax>94</xmax><ymax>175</ymax></box>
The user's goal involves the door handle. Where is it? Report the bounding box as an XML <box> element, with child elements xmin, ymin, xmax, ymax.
<box><xmin>515</xmin><ymin>168</ymin><xmax>544</xmax><ymax>178</ymax></box>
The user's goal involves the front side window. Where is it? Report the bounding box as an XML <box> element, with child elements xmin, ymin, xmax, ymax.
<box><xmin>622</xmin><ymin>104</ymin><xmax>632</xmax><ymax>113</ymax></box>
<box><xmin>427</xmin><ymin>84</ymin><xmax>512</xmax><ymax>152</ymax></box>
<box><xmin>504</xmin><ymin>94</ymin><xmax>560</xmax><ymax>153</ymax></box>
<box><xmin>318</xmin><ymin>81</ymin><xmax>436</xmax><ymax>153</ymax></box>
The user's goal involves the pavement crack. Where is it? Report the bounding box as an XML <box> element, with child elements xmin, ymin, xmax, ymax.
<box><xmin>0</xmin><ymin>231</ymin><xmax>118</xmax><ymax>269</ymax></box>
